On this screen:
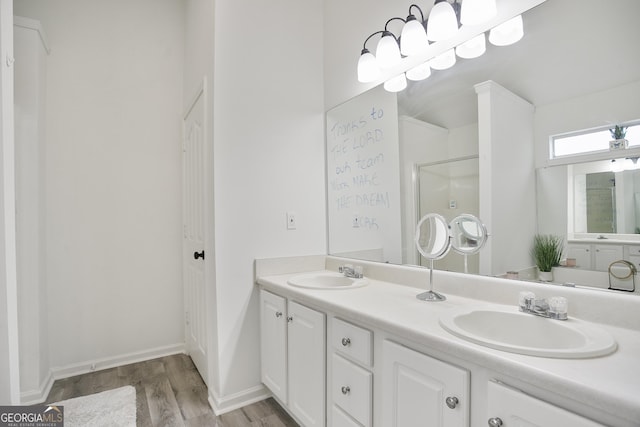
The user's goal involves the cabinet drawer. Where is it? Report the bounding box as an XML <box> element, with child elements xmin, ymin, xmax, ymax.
<box><xmin>331</xmin><ymin>317</ymin><xmax>372</xmax><ymax>367</ymax></box>
<box><xmin>332</xmin><ymin>354</ymin><xmax>372</xmax><ymax>427</ymax></box>
<box><xmin>332</xmin><ymin>405</ymin><xmax>363</xmax><ymax>427</ymax></box>
<box><xmin>627</xmin><ymin>245</ymin><xmax>640</xmax><ymax>257</ymax></box>
<box><xmin>628</xmin><ymin>255</ymin><xmax>640</xmax><ymax>271</ymax></box>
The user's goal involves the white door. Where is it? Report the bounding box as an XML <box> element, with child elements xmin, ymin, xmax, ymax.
<box><xmin>183</xmin><ymin>85</ymin><xmax>208</xmax><ymax>381</ymax></box>
<box><xmin>260</xmin><ymin>290</ymin><xmax>288</xmax><ymax>403</ymax></box>
<box><xmin>382</xmin><ymin>340</ymin><xmax>469</xmax><ymax>427</ymax></box>
<box><xmin>288</xmin><ymin>301</ymin><xmax>326</xmax><ymax>427</ymax></box>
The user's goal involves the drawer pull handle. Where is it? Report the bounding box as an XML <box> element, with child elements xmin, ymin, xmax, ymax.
<box><xmin>445</xmin><ymin>396</ymin><xmax>459</xmax><ymax>409</ymax></box>
<box><xmin>341</xmin><ymin>386</ymin><xmax>350</xmax><ymax>395</ymax></box>
<box><xmin>275</xmin><ymin>311</ymin><xmax>282</xmax><ymax>318</ymax></box>
<box><xmin>287</xmin><ymin>316</ymin><xmax>293</xmax><ymax>323</ymax></box>
<box><xmin>341</xmin><ymin>337</ymin><xmax>351</xmax><ymax>347</ymax></box>
<box><xmin>488</xmin><ymin>417</ymin><xmax>503</xmax><ymax>427</ymax></box>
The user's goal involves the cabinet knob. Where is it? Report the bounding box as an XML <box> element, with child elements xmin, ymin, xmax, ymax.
<box><xmin>341</xmin><ymin>386</ymin><xmax>350</xmax><ymax>395</ymax></box>
<box><xmin>287</xmin><ymin>316</ymin><xmax>293</xmax><ymax>323</ymax></box>
<box><xmin>275</xmin><ymin>311</ymin><xmax>282</xmax><ymax>318</ymax></box>
<box><xmin>445</xmin><ymin>396</ymin><xmax>459</xmax><ymax>409</ymax></box>
<box><xmin>341</xmin><ymin>337</ymin><xmax>351</xmax><ymax>347</ymax></box>
<box><xmin>488</xmin><ymin>417</ymin><xmax>503</xmax><ymax>427</ymax></box>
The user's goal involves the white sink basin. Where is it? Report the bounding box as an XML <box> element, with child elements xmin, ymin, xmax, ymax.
<box><xmin>439</xmin><ymin>307</ymin><xmax>617</xmax><ymax>358</ymax></box>
<box><xmin>287</xmin><ymin>272</ymin><xmax>368</xmax><ymax>290</ymax></box>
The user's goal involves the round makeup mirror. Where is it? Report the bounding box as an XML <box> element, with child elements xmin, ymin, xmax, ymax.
<box><xmin>449</xmin><ymin>214</ymin><xmax>488</xmax><ymax>273</ymax></box>
<box><xmin>450</xmin><ymin>214</ymin><xmax>488</xmax><ymax>255</ymax></box>
<box><xmin>415</xmin><ymin>213</ymin><xmax>451</xmax><ymax>302</ymax></box>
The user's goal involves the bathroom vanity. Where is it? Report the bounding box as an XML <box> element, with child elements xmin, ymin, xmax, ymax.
<box><xmin>256</xmin><ymin>255</ymin><xmax>640</xmax><ymax>427</ymax></box>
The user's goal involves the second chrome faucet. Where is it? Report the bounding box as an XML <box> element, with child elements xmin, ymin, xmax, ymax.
<box><xmin>519</xmin><ymin>291</ymin><xmax>568</xmax><ymax>320</ymax></box>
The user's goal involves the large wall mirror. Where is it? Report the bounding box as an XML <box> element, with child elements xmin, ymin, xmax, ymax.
<box><xmin>326</xmin><ymin>0</ymin><xmax>640</xmax><ymax>291</ymax></box>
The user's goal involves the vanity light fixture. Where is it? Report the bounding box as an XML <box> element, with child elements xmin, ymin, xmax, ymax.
<box><xmin>384</xmin><ymin>73</ymin><xmax>408</xmax><ymax>92</ymax></box>
<box><xmin>426</xmin><ymin>0</ymin><xmax>459</xmax><ymax>41</ymax></box>
<box><xmin>406</xmin><ymin>61</ymin><xmax>432</xmax><ymax>81</ymax></box>
<box><xmin>488</xmin><ymin>14</ymin><xmax>524</xmax><ymax>46</ymax></box>
<box><xmin>356</xmin><ymin>0</ymin><xmax>526</xmax><ymax>92</ymax></box>
<box><xmin>455</xmin><ymin>33</ymin><xmax>486</xmax><ymax>59</ymax></box>
<box><xmin>430</xmin><ymin>48</ymin><xmax>457</xmax><ymax>70</ymax></box>
<box><xmin>357</xmin><ymin>31</ymin><xmax>384</xmax><ymax>83</ymax></box>
<box><xmin>376</xmin><ymin>18</ymin><xmax>405</xmax><ymax>69</ymax></box>
<box><xmin>401</xmin><ymin>5</ymin><xmax>429</xmax><ymax>56</ymax></box>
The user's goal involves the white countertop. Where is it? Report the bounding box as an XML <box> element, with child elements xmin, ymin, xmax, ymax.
<box><xmin>257</xmin><ymin>267</ymin><xmax>640</xmax><ymax>425</ymax></box>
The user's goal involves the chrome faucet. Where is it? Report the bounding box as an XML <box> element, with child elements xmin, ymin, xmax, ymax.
<box><xmin>338</xmin><ymin>264</ymin><xmax>363</xmax><ymax>279</ymax></box>
<box><xmin>519</xmin><ymin>292</ymin><xmax>568</xmax><ymax>320</ymax></box>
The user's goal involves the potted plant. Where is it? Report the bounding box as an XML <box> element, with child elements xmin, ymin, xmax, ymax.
<box><xmin>531</xmin><ymin>234</ymin><xmax>563</xmax><ymax>282</ymax></box>
<box><xmin>609</xmin><ymin>125</ymin><xmax>628</xmax><ymax>150</ymax></box>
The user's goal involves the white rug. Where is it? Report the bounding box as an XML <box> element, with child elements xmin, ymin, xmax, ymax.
<box><xmin>52</xmin><ymin>385</ymin><xmax>136</xmax><ymax>427</ymax></box>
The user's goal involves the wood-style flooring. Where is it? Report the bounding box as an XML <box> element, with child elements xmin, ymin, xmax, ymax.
<box><xmin>45</xmin><ymin>354</ymin><xmax>299</xmax><ymax>427</ymax></box>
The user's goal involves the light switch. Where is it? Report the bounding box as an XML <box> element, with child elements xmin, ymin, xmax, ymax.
<box><xmin>287</xmin><ymin>212</ymin><xmax>297</xmax><ymax>230</ymax></box>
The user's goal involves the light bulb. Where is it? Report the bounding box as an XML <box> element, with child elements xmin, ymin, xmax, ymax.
<box><xmin>384</xmin><ymin>73</ymin><xmax>407</xmax><ymax>92</ymax></box>
<box><xmin>357</xmin><ymin>49</ymin><xmax>381</xmax><ymax>83</ymax></box>
<box><xmin>406</xmin><ymin>62</ymin><xmax>432</xmax><ymax>81</ymax></box>
<box><xmin>461</xmin><ymin>0</ymin><xmax>497</xmax><ymax>26</ymax></box>
<box><xmin>376</xmin><ymin>32</ymin><xmax>401</xmax><ymax>69</ymax></box>
<box><xmin>489</xmin><ymin>15</ymin><xmax>524</xmax><ymax>46</ymax></box>
<box><xmin>430</xmin><ymin>49</ymin><xmax>456</xmax><ymax>70</ymax></box>
<box><xmin>401</xmin><ymin>16</ymin><xmax>429</xmax><ymax>56</ymax></box>
<box><xmin>456</xmin><ymin>33</ymin><xmax>486</xmax><ymax>59</ymax></box>
<box><xmin>426</xmin><ymin>1</ymin><xmax>458</xmax><ymax>42</ymax></box>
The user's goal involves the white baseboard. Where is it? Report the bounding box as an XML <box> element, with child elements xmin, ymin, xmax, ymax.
<box><xmin>20</xmin><ymin>370</ymin><xmax>55</xmax><ymax>405</ymax></box>
<box><xmin>208</xmin><ymin>384</ymin><xmax>271</xmax><ymax>415</ymax></box>
<box><xmin>21</xmin><ymin>343</ymin><xmax>185</xmax><ymax>405</ymax></box>
<box><xmin>50</xmin><ymin>343</ymin><xmax>185</xmax><ymax>381</ymax></box>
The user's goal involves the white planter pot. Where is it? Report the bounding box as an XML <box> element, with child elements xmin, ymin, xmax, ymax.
<box><xmin>538</xmin><ymin>270</ymin><xmax>553</xmax><ymax>282</ymax></box>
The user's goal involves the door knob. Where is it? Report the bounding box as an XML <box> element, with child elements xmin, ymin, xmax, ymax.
<box><xmin>488</xmin><ymin>417</ymin><xmax>503</xmax><ymax>427</ymax></box>
<box><xmin>194</xmin><ymin>250</ymin><xmax>205</xmax><ymax>260</ymax></box>
<box><xmin>445</xmin><ymin>396</ymin><xmax>459</xmax><ymax>409</ymax></box>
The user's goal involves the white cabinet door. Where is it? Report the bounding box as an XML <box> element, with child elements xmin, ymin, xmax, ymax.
<box><xmin>487</xmin><ymin>381</ymin><xmax>604</xmax><ymax>426</ymax></box>
<box><xmin>288</xmin><ymin>301</ymin><xmax>326</xmax><ymax>427</ymax></box>
<box><xmin>566</xmin><ymin>244</ymin><xmax>592</xmax><ymax>269</ymax></box>
<box><xmin>260</xmin><ymin>290</ymin><xmax>288</xmax><ymax>403</ymax></box>
<box><xmin>594</xmin><ymin>244</ymin><xmax>623</xmax><ymax>271</ymax></box>
<box><xmin>382</xmin><ymin>340</ymin><xmax>469</xmax><ymax>427</ymax></box>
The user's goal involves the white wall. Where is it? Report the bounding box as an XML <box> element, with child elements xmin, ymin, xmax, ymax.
<box><xmin>211</xmin><ymin>0</ymin><xmax>326</xmax><ymax>402</ymax></box>
<box><xmin>14</xmin><ymin>0</ymin><xmax>185</xmax><ymax>371</ymax></box>
<box><xmin>0</xmin><ymin>0</ymin><xmax>20</xmax><ymax>405</ymax></box>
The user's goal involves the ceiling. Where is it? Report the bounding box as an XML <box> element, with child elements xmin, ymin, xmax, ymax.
<box><xmin>397</xmin><ymin>0</ymin><xmax>640</xmax><ymax>129</ymax></box>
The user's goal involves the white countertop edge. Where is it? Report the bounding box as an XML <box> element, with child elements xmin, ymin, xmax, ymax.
<box><xmin>256</xmin><ymin>272</ymin><xmax>640</xmax><ymax>424</ymax></box>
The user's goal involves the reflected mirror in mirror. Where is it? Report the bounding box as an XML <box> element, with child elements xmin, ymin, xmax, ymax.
<box><xmin>450</xmin><ymin>214</ymin><xmax>488</xmax><ymax>255</ymax></box>
<box><xmin>450</xmin><ymin>213</ymin><xmax>488</xmax><ymax>274</ymax></box>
